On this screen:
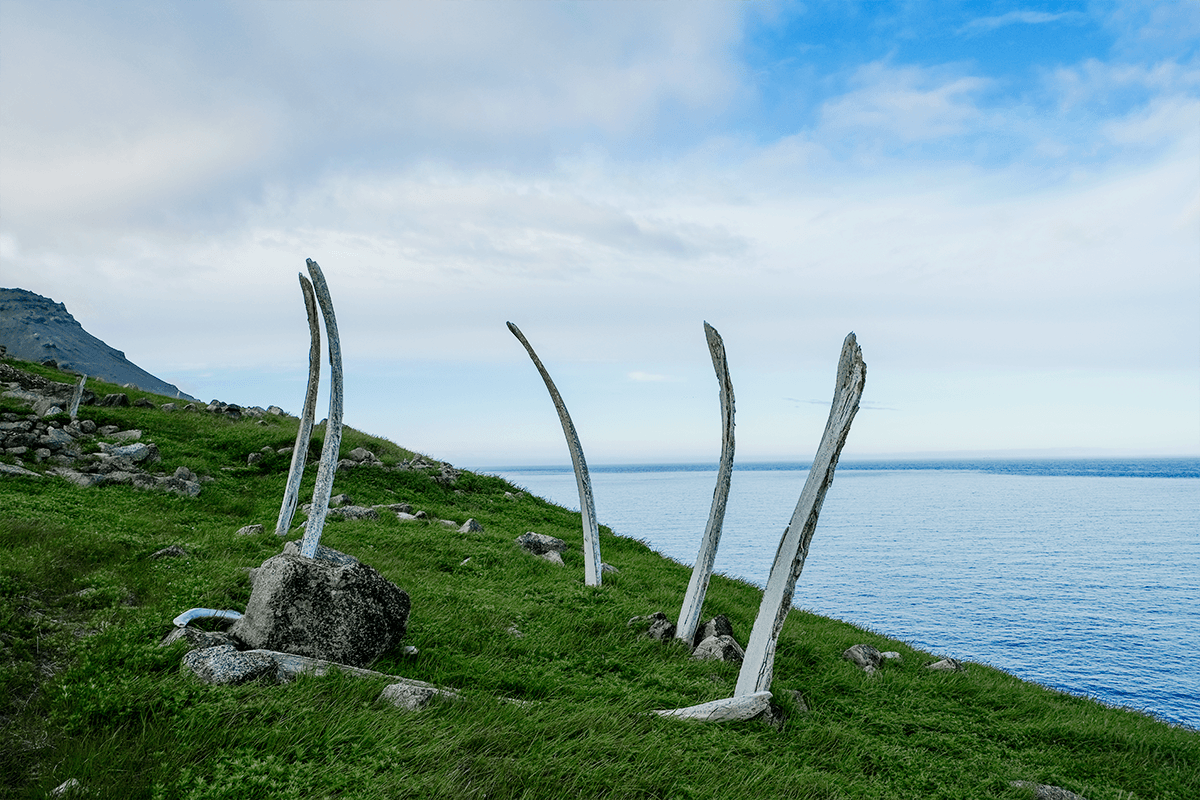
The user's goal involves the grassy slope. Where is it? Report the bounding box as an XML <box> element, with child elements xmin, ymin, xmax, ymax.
<box><xmin>1</xmin><ymin>360</ymin><xmax>1196</xmax><ymax>800</ymax></box>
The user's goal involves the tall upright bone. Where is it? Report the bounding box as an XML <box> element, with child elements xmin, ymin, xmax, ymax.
<box><xmin>676</xmin><ymin>322</ymin><xmax>735</xmax><ymax>644</ymax></box>
<box><xmin>275</xmin><ymin>274</ymin><xmax>322</xmax><ymax>537</ymax></box>
<box><xmin>67</xmin><ymin>374</ymin><xmax>87</xmax><ymax>419</ymax></box>
<box><xmin>507</xmin><ymin>322</ymin><xmax>602</xmax><ymax>586</ymax></box>
<box><xmin>299</xmin><ymin>259</ymin><xmax>344</xmax><ymax>559</ymax></box>
<box><xmin>734</xmin><ymin>333</ymin><xmax>865</xmax><ymax>697</ymax></box>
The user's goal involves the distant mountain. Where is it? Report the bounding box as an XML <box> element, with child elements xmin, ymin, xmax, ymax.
<box><xmin>0</xmin><ymin>287</ymin><xmax>196</xmax><ymax>400</ymax></box>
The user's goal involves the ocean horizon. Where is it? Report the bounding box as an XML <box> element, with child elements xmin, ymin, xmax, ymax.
<box><xmin>481</xmin><ymin>457</ymin><xmax>1200</xmax><ymax>730</ymax></box>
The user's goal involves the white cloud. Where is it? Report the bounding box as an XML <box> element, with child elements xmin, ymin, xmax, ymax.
<box><xmin>959</xmin><ymin>10</ymin><xmax>1085</xmax><ymax>34</ymax></box>
<box><xmin>818</xmin><ymin>63</ymin><xmax>991</xmax><ymax>143</ymax></box>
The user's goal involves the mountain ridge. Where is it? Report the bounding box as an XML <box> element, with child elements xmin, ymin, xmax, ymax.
<box><xmin>0</xmin><ymin>287</ymin><xmax>196</xmax><ymax>401</ymax></box>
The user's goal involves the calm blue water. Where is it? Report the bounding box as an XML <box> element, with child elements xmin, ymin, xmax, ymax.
<box><xmin>482</xmin><ymin>459</ymin><xmax>1200</xmax><ymax>729</ymax></box>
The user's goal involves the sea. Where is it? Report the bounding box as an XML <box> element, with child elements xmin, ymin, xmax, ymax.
<box><xmin>481</xmin><ymin>458</ymin><xmax>1200</xmax><ymax>729</ymax></box>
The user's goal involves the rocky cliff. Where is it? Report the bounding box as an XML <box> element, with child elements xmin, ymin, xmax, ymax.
<box><xmin>0</xmin><ymin>287</ymin><xmax>196</xmax><ymax>400</ymax></box>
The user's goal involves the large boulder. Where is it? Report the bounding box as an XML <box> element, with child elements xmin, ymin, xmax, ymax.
<box><xmin>230</xmin><ymin>553</ymin><xmax>409</xmax><ymax>667</ymax></box>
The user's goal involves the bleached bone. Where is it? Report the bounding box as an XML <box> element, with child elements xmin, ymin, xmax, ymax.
<box><xmin>300</xmin><ymin>259</ymin><xmax>344</xmax><ymax>559</ymax></box>
<box><xmin>653</xmin><ymin>691</ymin><xmax>771</xmax><ymax>722</ymax></box>
<box><xmin>507</xmin><ymin>322</ymin><xmax>602</xmax><ymax>586</ymax></box>
<box><xmin>275</xmin><ymin>274</ymin><xmax>321</xmax><ymax>537</ymax></box>
<box><xmin>676</xmin><ymin>322</ymin><xmax>735</xmax><ymax>645</ymax></box>
<box><xmin>173</xmin><ymin>608</ymin><xmax>243</xmax><ymax>627</ymax></box>
<box><xmin>734</xmin><ymin>333</ymin><xmax>865</xmax><ymax>697</ymax></box>
<box><xmin>68</xmin><ymin>374</ymin><xmax>87</xmax><ymax>419</ymax></box>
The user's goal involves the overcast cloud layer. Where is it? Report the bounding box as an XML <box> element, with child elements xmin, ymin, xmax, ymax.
<box><xmin>2</xmin><ymin>0</ymin><xmax>1197</xmax><ymax>465</ymax></box>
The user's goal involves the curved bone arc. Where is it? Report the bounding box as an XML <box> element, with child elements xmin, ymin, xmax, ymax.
<box><xmin>507</xmin><ymin>321</ymin><xmax>602</xmax><ymax>586</ymax></box>
<box><xmin>734</xmin><ymin>333</ymin><xmax>865</xmax><ymax>697</ymax></box>
<box><xmin>676</xmin><ymin>321</ymin><xmax>735</xmax><ymax>644</ymax></box>
<box><xmin>653</xmin><ymin>691</ymin><xmax>771</xmax><ymax>723</ymax></box>
<box><xmin>275</xmin><ymin>273</ymin><xmax>322</xmax><ymax>537</ymax></box>
<box><xmin>172</xmin><ymin>607</ymin><xmax>244</xmax><ymax>627</ymax></box>
<box><xmin>300</xmin><ymin>259</ymin><xmax>344</xmax><ymax>559</ymax></box>
<box><xmin>68</xmin><ymin>374</ymin><xmax>87</xmax><ymax>419</ymax></box>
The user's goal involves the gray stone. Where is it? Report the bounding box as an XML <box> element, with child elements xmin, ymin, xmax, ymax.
<box><xmin>159</xmin><ymin>626</ymin><xmax>237</xmax><ymax>650</ymax></box>
<box><xmin>247</xmin><ymin>452</ymin><xmax>263</xmax><ymax>466</ymax></box>
<box><xmin>329</xmin><ymin>493</ymin><xmax>353</xmax><ymax>507</ymax></box>
<box><xmin>1010</xmin><ymin>782</ymin><xmax>1091</xmax><ymax>800</ymax></box>
<box><xmin>230</xmin><ymin>553</ymin><xmax>409</xmax><ymax>667</ymax></box>
<box><xmin>347</xmin><ymin>447</ymin><xmax>377</xmax><ymax>463</ymax></box>
<box><xmin>173</xmin><ymin>465</ymin><xmax>198</xmax><ymax>482</ymax></box>
<box><xmin>539</xmin><ymin>550</ymin><xmax>564</xmax><ymax>566</ymax></box>
<box><xmin>692</xmin><ymin>614</ymin><xmax>736</xmax><ymax>649</ymax></box>
<box><xmin>99</xmin><ymin>442</ymin><xmax>154</xmax><ymax>463</ymax></box>
<box><xmin>78</xmin><ymin>419</ymin><xmax>96</xmax><ymax>434</ymax></box>
<box><xmin>150</xmin><ymin>545</ymin><xmax>188</xmax><ymax>559</ymax></box>
<box><xmin>98</xmin><ymin>393</ymin><xmax>130</xmax><ymax>407</ymax></box>
<box><xmin>160</xmin><ymin>403</ymin><xmax>177</xmax><ymax>412</ymax></box>
<box><xmin>630</xmin><ymin>611</ymin><xmax>676</xmax><ymax>641</ymax></box>
<box><xmin>459</xmin><ymin>518</ymin><xmax>484</xmax><ymax>533</ymax></box>
<box><xmin>378</xmin><ymin>682</ymin><xmax>458</xmax><ymax>711</ymax></box>
<box><xmin>280</xmin><ymin>539</ymin><xmax>359</xmax><ymax>565</ymax></box>
<box><xmin>374</xmin><ymin>502</ymin><xmax>413</xmax><ymax>514</ymax></box>
<box><xmin>110</xmin><ymin>428</ymin><xmax>142</xmax><ymax>441</ymax></box>
<box><xmin>601</xmin><ymin>562</ymin><xmax>620</xmax><ymax>574</ymax></box>
<box><xmin>236</xmin><ymin>524</ymin><xmax>265</xmax><ymax>536</ymax></box>
<box><xmin>0</xmin><ymin>462</ymin><xmax>41</xmax><ymax>478</ymax></box>
<box><xmin>328</xmin><ymin>505</ymin><xmax>379</xmax><ymax>521</ymax></box>
<box><xmin>48</xmin><ymin>467</ymin><xmax>106</xmax><ymax>488</ymax></box>
<box><xmin>268</xmin><ymin>405</ymin><xmax>284</xmax><ymax>415</ymax></box>
<box><xmin>843</xmin><ymin>644</ymin><xmax>883</xmax><ymax>674</ymax></box>
<box><xmin>515</xmin><ymin>531</ymin><xmax>567</xmax><ymax>556</ymax></box>
<box><xmin>692</xmin><ymin>634</ymin><xmax>745</xmax><ymax>663</ymax></box>
<box><xmin>158</xmin><ymin>476</ymin><xmax>202</xmax><ymax>497</ymax></box>
<box><xmin>183</xmin><ymin>644</ymin><xmax>277</xmax><ymax>685</ymax></box>
<box><xmin>927</xmin><ymin>658</ymin><xmax>965</xmax><ymax>672</ymax></box>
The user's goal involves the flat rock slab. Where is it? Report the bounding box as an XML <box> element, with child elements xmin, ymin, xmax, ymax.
<box><xmin>378</xmin><ymin>682</ymin><xmax>460</xmax><ymax>712</ymax></box>
<box><xmin>230</xmin><ymin>553</ymin><xmax>409</xmax><ymax>667</ymax></box>
<box><xmin>183</xmin><ymin>645</ymin><xmax>276</xmax><ymax>685</ymax></box>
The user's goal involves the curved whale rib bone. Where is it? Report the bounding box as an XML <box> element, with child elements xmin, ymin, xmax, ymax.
<box><xmin>300</xmin><ymin>259</ymin><xmax>344</xmax><ymax>559</ymax></box>
<box><xmin>507</xmin><ymin>321</ymin><xmax>602</xmax><ymax>586</ymax></box>
<box><xmin>676</xmin><ymin>322</ymin><xmax>735</xmax><ymax>645</ymax></box>
<box><xmin>172</xmin><ymin>608</ymin><xmax>243</xmax><ymax>627</ymax></box>
<box><xmin>275</xmin><ymin>274</ymin><xmax>322</xmax><ymax>537</ymax></box>
<box><xmin>653</xmin><ymin>691</ymin><xmax>771</xmax><ymax>723</ymax></box>
<box><xmin>734</xmin><ymin>333</ymin><xmax>865</xmax><ymax>697</ymax></box>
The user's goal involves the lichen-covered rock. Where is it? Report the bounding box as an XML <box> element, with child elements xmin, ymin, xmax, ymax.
<box><xmin>843</xmin><ymin>644</ymin><xmax>884</xmax><ymax>674</ymax></box>
<box><xmin>692</xmin><ymin>634</ymin><xmax>745</xmax><ymax>663</ymax></box>
<box><xmin>183</xmin><ymin>644</ymin><xmax>276</xmax><ymax>685</ymax></box>
<box><xmin>691</xmin><ymin>614</ymin><xmax>736</xmax><ymax>649</ymax></box>
<box><xmin>516</xmin><ymin>532</ymin><xmax>567</xmax><ymax>555</ymax></box>
<box><xmin>230</xmin><ymin>553</ymin><xmax>409</xmax><ymax>667</ymax></box>
<box><xmin>927</xmin><ymin>658</ymin><xmax>965</xmax><ymax>672</ymax></box>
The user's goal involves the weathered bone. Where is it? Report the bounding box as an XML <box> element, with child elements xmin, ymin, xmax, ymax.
<box><xmin>275</xmin><ymin>274</ymin><xmax>322</xmax><ymax>537</ymax></box>
<box><xmin>300</xmin><ymin>259</ymin><xmax>344</xmax><ymax>559</ymax></box>
<box><xmin>67</xmin><ymin>374</ymin><xmax>87</xmax><ymax>419</ymax></box>
<box><xmin>653</xmin><ymin>691</ymin><xmax>772</xmax><ymax>722</ymax></box>
<box><xmin>172</xmin><ymin>607</ymin><xmax>244</xmax><ymax>627</ymax></box>
<box><xmin>734</xmin><ymin>333</ymin><xmax>865</xmax><ymax>697</ymax></box>
<box><xmin>507</xmin><ymin>321</ymin><xmax>602</xmax><ymax>586</ymax></box>
<box><xmin>676</xmin><ymin>322</ymin><xmax>735</xmax><ymax>645</ymax></box>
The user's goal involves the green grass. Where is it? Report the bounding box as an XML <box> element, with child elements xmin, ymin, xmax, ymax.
<box><xmin>1</xmin><ymin>358</ymin><xmax>1197</xmax><ymax>799</ymax></box>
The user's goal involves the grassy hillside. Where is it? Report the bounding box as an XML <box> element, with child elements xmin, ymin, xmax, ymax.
<box><xmin>1</xmin><ymin>358</ymin><xmax>1196</xmax><ymax>799</ymax></box>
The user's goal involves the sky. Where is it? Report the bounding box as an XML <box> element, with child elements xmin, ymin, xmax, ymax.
<box><xmin>1</xmin><ymin>0</ymin><xmax>1197</xmax><ymax>466</ymax></box>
